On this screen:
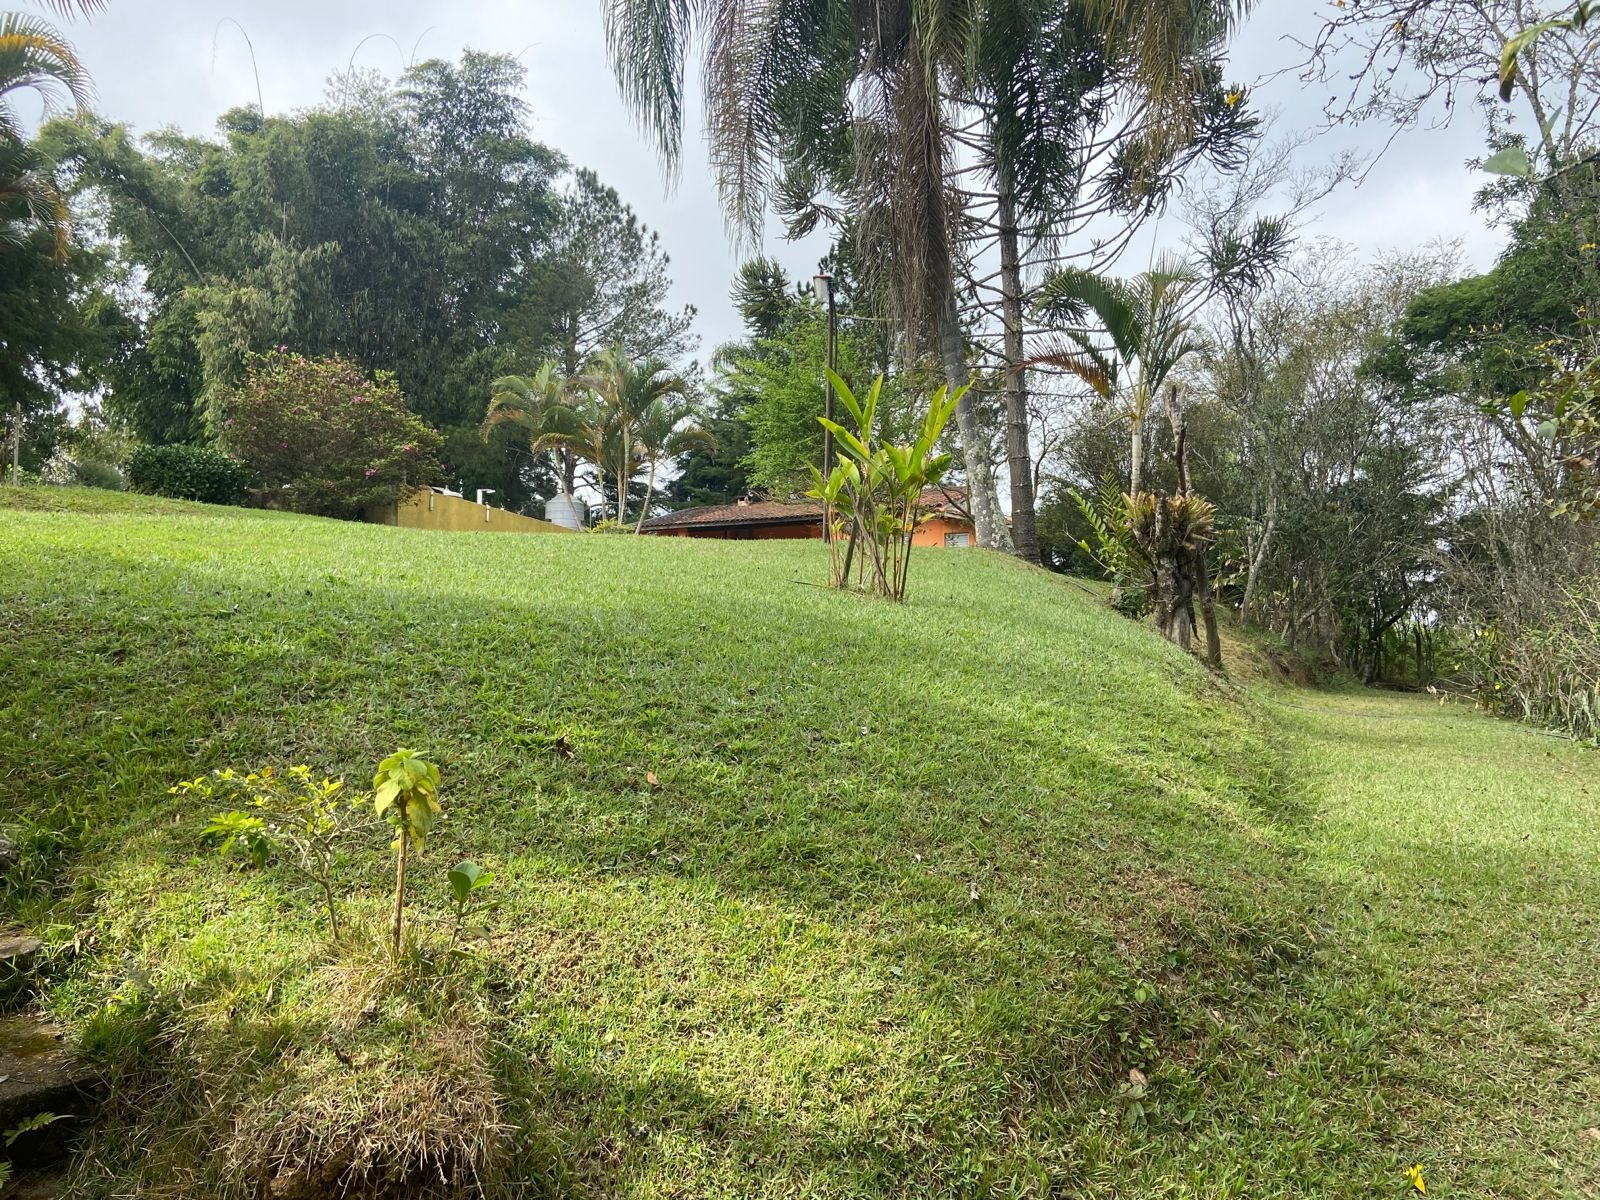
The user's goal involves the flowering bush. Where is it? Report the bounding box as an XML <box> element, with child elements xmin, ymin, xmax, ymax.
<box><xmin>218</xmin><ymin>349</ymin><xmax>443</xmax><ymax>518</ymax></box>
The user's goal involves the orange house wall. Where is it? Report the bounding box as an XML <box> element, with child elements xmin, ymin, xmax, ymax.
<box><xmin>910</xmin><ymin>517</ymin><xmax>976</xmax><ymax>547</ymax></box>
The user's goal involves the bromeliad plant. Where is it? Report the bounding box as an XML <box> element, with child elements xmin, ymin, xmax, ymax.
<box><xmin>372</xmin><ymin>749</ymin><xmax>443</xmax><ymax>956</ymax></box>
<box><xmin>808</xmin><ymin>370</ymin><xmax>960</xmax><ymax>601</ymax></box>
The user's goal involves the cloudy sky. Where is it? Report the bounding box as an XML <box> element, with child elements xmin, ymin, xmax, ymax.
<box><xmin>56</xmin><ymin>0</ymin><xmax>1507</xmax><ymax>355</ymax></box>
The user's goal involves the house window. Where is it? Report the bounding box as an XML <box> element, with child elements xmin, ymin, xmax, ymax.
<box><xmin>944</xmin><ymin>531</ymin><xmax>971</xmax><ymax>547</ymax></box>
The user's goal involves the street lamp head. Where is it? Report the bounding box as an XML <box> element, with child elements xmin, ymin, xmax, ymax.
<box><xmin>811</xmin><ymin>272</ymin><xmax>833</xmax><ymax>305</ymax></box>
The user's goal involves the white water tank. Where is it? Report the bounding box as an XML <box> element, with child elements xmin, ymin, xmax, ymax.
<box><xmin>544</xmin><ymin>491</ymin><xmax>584</xmax><ymax>531</ymax></box>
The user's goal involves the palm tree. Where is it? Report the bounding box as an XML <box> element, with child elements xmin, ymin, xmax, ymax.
<box><xmin>0</xmin><ymin>10</ymin><xmax>92</xmax><ymax>260</ymax></box>
<box><xmin>1029</xmin><ymin>255</ymin><xmax>1203</xmax><ymax>496</ymax></box>
<box><xmin>630</xmin><ymin>395</ymin><xmax>716</xmax><ymax>532</ymax></box>
<box><xmin>579</xmin><ymin>346</ymin><xmax>690</xmax><ymax>525</ymax></box>
<box><xmin>484</xmin><ymin>360</ymin><xmax>585</xmax><ymax>497</ymax></box>
<box><xmin>603</xmin><ymin>0</ymin><xmax>1252</xmax><ymax>554</ymax></box>
<box><xmin>488</xmin><ymin>349</ymin><xmax>695</xmax><ymax>526</ymax></box>
<box><xmin>532</xmin><ymin>395</ymin><xmax>624</xmax><ymax>519</ymax></box>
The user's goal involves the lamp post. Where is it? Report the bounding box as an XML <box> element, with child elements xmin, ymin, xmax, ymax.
<box><xmin>811</xmin><ymin>271</ymin><xmax>836</xmax><ymax>542</ymax></box>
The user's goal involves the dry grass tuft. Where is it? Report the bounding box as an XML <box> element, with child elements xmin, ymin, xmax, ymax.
<box><xmin>225</xmin><ymin>1007</ymin><xmax>507</xmax><ymax>1199</ymax></box>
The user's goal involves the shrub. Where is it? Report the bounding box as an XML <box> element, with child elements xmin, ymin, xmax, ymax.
<box><xmin>807</xmin><ymin>371</ymin><xmax>959</xmax><ymax>600</ymax></box>
<box><xmin>218</xmin><ymin>349</ymin><xmax>444</xmax><ymax>519</ymax></box>
<box><xmin>126</xmin><ymin>443</ymin><xmax>251</xmax><ymax>505</ymax></box>
<box><xmin>70</xmin><ymin>459</ymin><xmax>126</xmax><ymax>491</ymax></box>
<box><xmin>178</xmin><ymin>765</ymin><xmax>372</xmax><ymax>942</ymax></box>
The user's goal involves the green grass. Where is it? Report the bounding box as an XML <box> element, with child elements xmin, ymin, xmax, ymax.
<box><xmin>0</xmin><ymin>486</ymin><xmax>1595</xmax><ymax>1198</ymax></box>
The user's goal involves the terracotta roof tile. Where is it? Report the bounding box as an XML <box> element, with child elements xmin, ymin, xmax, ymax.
<box><xmin>640</xmin><ymin>500</ymin><xmax>823</xmax><ymax>530</ymax></box>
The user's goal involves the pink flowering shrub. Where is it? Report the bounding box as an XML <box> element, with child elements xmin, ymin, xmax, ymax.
<box><xmin>218</xmin><ymin>349</ymin><xmax>443</xmax><ymax>518</ymax></box>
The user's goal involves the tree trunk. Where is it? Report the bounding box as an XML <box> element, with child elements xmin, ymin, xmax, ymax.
<box><xmin>937</xmin><ymin>288</ymin><xmax>1013</xmax><ymax>552</ymax></box>
<box><xmin>996</xmin><ymin>180</ymin><xmax>1039</xmax><ymax>564</ymax></box>
<box><xmin>1129</xmin><ymin>414</ymin><xmax>1145</xmax><ymax>498</ymax></box>
<box><xmin>635</xmin><ymin>459</ymin><xmax>657</xmax><ymax>533</ymax></box>
<box><xmin>616</xmin><ymin>432</ymin><xmax>629</xmax><ymax>525</ymax></box>
<box><xmin>1241</xmin><ymin>486</ymin><xmax>1276</xmax><ymax>622</ymax></box>
<box><xmin>1196</xmin><ymin>555</ymin><xmax>1223</xmax><ymax>668</ymax></box>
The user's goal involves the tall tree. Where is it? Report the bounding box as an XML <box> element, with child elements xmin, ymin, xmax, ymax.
<box><xmin>49</xmin><ymin>53</ymin><xmax>568</xmax><ymax>507</ymax></box>
<box><xmin>956</xmin><ymin>2</ymin><xmax>1252</xmax><ymax>562</ymax></box>
<box><xmin>506</xmin><ymin>167</ymin><xmax>696</xmax><ymax>492</ymax></box>
<box><xmin>604</xmin><ymin>0</ymin><xmax>1255</xmax><ymax>553</ymax></box>
<box><xmin>604</xmin><ymin>0</ymin><xmax>1017</xmax><ymax>547</ymax></box>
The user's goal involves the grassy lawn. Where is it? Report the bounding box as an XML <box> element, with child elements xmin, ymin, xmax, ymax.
<box><xmin>0</xmin><ymin>487</ymin><xmax>1594</xmax><ymax>1198</ymax></box>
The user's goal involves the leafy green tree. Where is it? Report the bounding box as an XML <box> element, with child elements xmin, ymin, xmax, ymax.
<box><xmin>668</xmin><ymin>386</ymin><xmax>753</xmax><ymax>508</ymax></box>
<box><xmin>0</xmin><ymin>174</ymin><xmax>105</xmax><ymax>470</ymax></box>
<box><xmin>47</xmin><ymin>53</ymin><xmax>567</xmax><ymax>506</ymax></box>
<box><xmin>718</xmin><ymin>308</ymin><xmax>900</xmax><ymax>497</ymax></box>
<box><xmin>219</xmin><ymin>349</ymin><xmax>443</xmax><ymax>518</ymax></box>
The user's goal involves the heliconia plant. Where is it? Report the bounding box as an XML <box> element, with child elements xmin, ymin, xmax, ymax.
<box><xmin>808</xmin><ymin>370</ymin><xmax>961</xmax><ymax>601</ymax></box>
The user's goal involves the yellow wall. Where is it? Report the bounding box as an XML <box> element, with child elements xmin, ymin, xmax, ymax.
<box><xmin>366</xmin><ymin>490</ymin><xmax>572</xmax><ymax>535</ymax></box>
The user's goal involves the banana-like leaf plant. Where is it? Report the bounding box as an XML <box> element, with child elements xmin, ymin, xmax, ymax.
<box><xmin>809</xmin><ymin>370</ymin><xmax>961</xmax><ymax>600</ymax></box>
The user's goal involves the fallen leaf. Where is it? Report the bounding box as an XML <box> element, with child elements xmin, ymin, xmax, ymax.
<box><xmin>1128</xmin><ymin>1068</ymin><xmax>1147</xmax><ymax>1086</ymax></box>
<box><xmin>646</xmin><ymin>771</ymin><xmax>660</xmax><ymax>787</ymax></box>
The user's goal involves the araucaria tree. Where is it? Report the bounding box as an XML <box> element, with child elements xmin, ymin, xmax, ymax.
<box><xmin>604</xmin><ymin>0</ymin><xmax>1254</xmax><ymax>556</ymax></box>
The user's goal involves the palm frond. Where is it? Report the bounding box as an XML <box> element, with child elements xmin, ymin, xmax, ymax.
<box><xmin>0</xmin><ymin>12</ymin><xmax>92</xmax><ymax>117</ymax></box>
<box><xmin>604</xmin><ymin>0</ymin><xmax>697</xmax><ymax>177</ymax></box>
<box><xmin>1038</xmin><ymin>265</ymin><xmax>1142</xmax><ymax>360</ymax></box>
<box><xmin>1020</xmin><ymin>336</ymin><xmax>1117</xmax><ymax>400</ymax></box>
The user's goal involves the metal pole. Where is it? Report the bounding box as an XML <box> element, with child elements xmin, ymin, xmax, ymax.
<box><xmin>822</xmin><ymin>283</ymin><xmax>836</xmax><ymax>543</ymax></box>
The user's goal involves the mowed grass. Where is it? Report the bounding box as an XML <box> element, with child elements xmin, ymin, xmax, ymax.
<box><xmin>0</xmin><ymin>486</ymin><xmax>1595</xmax><ymax>1198</ymax></box>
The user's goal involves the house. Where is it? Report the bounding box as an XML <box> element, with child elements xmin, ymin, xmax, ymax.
<box><xmin>638</xmin><ymin>488</ymin><xmax>978</xmax><ymax>545</ymax></box>
<box><xmin>637</xmin><ymin>497</ymin><xmax>824</xmax><ymax>539</ymax></box>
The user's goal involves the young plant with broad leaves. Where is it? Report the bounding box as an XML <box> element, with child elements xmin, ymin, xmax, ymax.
<box><xmin>446</xmin><ymin>860</ymin><xmax>496</xmax><ymax>952</ymax></box>
<box><xmin>808</xmin><ymin>370</ymin><xmax>960</xmax><ymax>601</ymax></box>
<box><xmin>372</xmin><ymin>749</ymin><xmax>442</xmax><ymax>956</ymax></box>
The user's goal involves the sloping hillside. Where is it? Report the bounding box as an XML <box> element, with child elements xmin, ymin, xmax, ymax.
<box><xmin>1</xmin><ymin>489</ymin><xmax>1594</xmax><ymax>1199</ymax></box>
